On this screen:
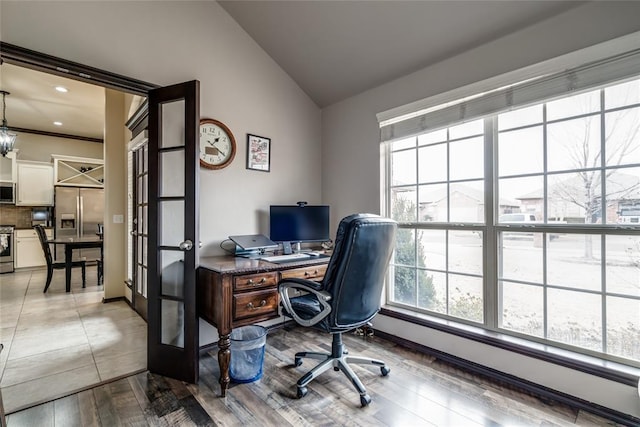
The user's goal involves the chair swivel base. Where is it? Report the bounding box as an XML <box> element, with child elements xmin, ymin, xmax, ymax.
<box><xmin>293</xmin><ymin>334</ymin><xmax>390</xmax><ymax>407</ymax></box>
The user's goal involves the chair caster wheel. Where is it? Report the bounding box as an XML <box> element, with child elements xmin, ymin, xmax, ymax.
<box><xmin>294</xmin><ymin>358</ymin><xmax>303</xmax><ymax>367</ymax></box>
<box><xmin>333</xmin><ymin>367</ymin><xmax>340</xmax><ymax>371</ymax></box>
<box><xmin>380</xmin><ymin>366</ymin><xmax>390</xmax><ymax>376</ymax></box>
<box><xmin>297</xmin><ymin>386</ymin><xmax>308</xmax><ymax>399</ymax></box>
<box><xmin>360</xmin><ymin>394</ymin><xmax>371</xmax><ymax>407</ymax></box>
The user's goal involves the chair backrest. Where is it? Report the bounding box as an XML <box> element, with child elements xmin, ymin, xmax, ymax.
<box><xmin>322</xmin><ymin>214</ymin><xmax>397</xmax><ymax>330</ymax></box>
<box><xmin>33</xmin><ymin>225</ymin><xmax>53</xmax><ymax>266</ymax></box>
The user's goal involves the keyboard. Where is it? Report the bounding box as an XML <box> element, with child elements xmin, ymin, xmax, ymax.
<box><xmin>260</xmin><ymin>253</ymin><xmax>309</xmax><ymax>262</ymax></box>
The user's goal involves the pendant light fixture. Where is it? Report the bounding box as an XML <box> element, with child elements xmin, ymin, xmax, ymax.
<box><xmin>0</xmin><ymin>90</ymin><xmax>17</xmax><ymax>157</ymax></box>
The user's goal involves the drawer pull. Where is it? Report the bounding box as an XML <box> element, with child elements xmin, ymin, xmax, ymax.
<box><xmin>304</xmin><ymin>270</ymin><xmax>319</xmax><ymax>277</ymax></box>
<box><xmin>247</xmin><ymin>277</ymin><xmax>267</xmax><ymax>285</ymax></box>
<box><xmin>246</xmin><ymin>300</ymin><xmax>267</xmax><ymax>310</ymax></box>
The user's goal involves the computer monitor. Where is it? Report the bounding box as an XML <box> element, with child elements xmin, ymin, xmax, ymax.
<box><xmin>269</xmin><ymin>205</ymin><xmax>330</xmax><ymax>252</ymax></box>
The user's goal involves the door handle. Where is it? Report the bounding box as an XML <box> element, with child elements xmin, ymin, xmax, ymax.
<box><xmin>179</xmin><ymin>240</ymin><xmax>193</xmax><ymax>251</ymax></box>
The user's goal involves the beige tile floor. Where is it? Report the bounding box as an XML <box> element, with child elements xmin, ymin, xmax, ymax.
<box><xmin>0</xmin><ymin>266</ymin><xmax>147</xmax><ymax>414</ymax></box>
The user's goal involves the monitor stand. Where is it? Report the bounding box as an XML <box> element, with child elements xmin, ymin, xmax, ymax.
<box><xmin>282</xmin><ymin>241</ymin><xmax>302</xmax><ymax>254</ymax></box>
<box><xmin>234</xmin><ymin>245</ymin><xmax>268</xmax><ymax>258</ymax></box>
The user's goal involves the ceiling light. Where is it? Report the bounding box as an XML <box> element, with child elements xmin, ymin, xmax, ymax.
<box><xmin>0</xmin><ymin>91</ymin><xmax>17</xmax><ymax>157</ymax></box>
<box><xmin>55</xmin><ymin>86</ymin><xmax>68</xmax><ymax>93</ymax></box>
<box><xmin>53</xmin><ymin>121</ymin><xmax>63</xmax><ymax>126</ymax></box>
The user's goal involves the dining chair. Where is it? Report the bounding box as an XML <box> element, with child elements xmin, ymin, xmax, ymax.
<box><xmin>96</xmin><ymin>259</ymin><xmax>103</xmax><ymax>285</ymax></box>
<box><xmin>96</xmin><ymin>223</ymin><xmax>103</xmax><ymax>284</ymax></box>
<box><xmin>34</xmin><ymin>225</ymin><xmax>86</xmax><ymax>292</ymax></box>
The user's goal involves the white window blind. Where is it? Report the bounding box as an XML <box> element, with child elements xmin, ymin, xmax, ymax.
<box><xmin>379</xmin><ymin>48</ymin><xmax>640</xmax><ymax>143</ymax></box>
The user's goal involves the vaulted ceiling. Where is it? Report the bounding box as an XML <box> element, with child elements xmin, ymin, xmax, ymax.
<box><xmin>219</xmin><ymin>1</ymin><xmax>584</xmax><ymax>107</ymax></box>
<box><xmin>0</xmin><ymin>1</ymin><xmax>584</xmax><ymax>138</ymax></box>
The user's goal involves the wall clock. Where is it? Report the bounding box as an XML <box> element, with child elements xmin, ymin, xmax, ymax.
<box><xmin>199</xmin><ymin>118</ymin><xmax>236</xmax><ymax>170</ymax></box>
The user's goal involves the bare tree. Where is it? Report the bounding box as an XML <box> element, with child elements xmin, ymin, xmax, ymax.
<box><xmin>548</xmin><ymin>87</ymin><xmax>640</xmax><ymax>258</ymax></box>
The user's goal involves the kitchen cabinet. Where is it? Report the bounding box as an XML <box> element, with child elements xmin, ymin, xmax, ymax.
<box><xmin>0</xmin><ymin>151</ymin><xmax>17</xmax><ymax>182</ymax></box>
<box><xmin>15</xmin><ymin>228</ymin><xmax>52</xmax><ymax>268</ymax></box>
<box><xmin>53</xmin><ymin>155</ymin><xmax>104</xmax><ymax>188</ymax></box>
<box><xmin>16</xmin><ymin>161</ymin><xmax>54</xmax><ymax>206</ymax></box>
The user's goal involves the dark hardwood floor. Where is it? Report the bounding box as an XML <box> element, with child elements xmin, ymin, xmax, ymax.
<box><xmin>6</xmin><ymin>326</ymin><xmax>621</xmax><ymax>426</ymax></box>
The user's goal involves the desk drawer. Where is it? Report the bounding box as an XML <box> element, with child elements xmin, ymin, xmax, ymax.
<box><xmin>233</xmin><ymin>272</ymin><xmax>278</xmax><ymax>291</ymax></box>
<box><xmin>280</xmin><ymin>264</ymin><xmax>327</xmax><ymax>281</ymax></box>
<box><xmin>233</xmin><ymin>289</ymin><xmax>278</xmax><ymax>321</ymax></box>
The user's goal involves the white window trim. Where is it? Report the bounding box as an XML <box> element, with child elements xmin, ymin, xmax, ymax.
<box><xmin>377</xmin><ymin>31</ymin><xmax>640</xmax><ymax>127</ymax></box>
<box><xmin>379</xmin><ymin>31</ymin><xmax>640</xmax><ymax>369</ymax></box>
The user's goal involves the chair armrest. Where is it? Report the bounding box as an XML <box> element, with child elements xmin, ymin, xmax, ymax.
<box><xmin>279</xmin><ymin>277</ymin><xmax>325</xmax><ymax>292</ymax></box>
<box><xmin>278</xmin><ymin>278</ymin><xmax>332</xmax><ymax>327</ymax></box>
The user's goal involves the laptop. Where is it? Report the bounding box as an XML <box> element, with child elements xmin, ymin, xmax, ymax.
<box><xmin>229</xmin><ymin>234</ymin><xmax>278</xmax><ymax>251</ymax></box>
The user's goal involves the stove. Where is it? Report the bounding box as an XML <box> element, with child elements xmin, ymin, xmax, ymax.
<box><xmin>0</xmin><ymin>225</ymin><xmax>15</xmax><ymax>274</ymax></box>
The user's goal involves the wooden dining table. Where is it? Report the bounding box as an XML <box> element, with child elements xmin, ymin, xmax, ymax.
<box><xmin>48</xmin><ymin>236</ymin><xmax>104</xmax><ymax>292</ymax></box>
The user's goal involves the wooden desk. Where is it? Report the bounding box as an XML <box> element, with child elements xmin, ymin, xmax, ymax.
<box><xmin>48</xmin><ymin>237</ymin><xmax>104</xmax><ymax>292</ymax></box>
<box><xmin>198</xmin><ymin>255</ymin><xmax>330</xmax><ymax>397</ymax></box>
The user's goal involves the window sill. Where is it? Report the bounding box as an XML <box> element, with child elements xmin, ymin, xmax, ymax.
<box><xmin>379</xmin><ymin>306</ymin><xmax>640</xmax><ymax>387</ymax></box>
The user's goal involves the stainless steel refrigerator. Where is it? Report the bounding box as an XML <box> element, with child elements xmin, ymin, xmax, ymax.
<box><xmin>55</xmin><ymin>186</ymin><xmax>104</xmax><ymax>261</ymax></box>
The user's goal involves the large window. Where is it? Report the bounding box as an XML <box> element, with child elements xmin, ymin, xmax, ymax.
<box><xmin>384</xmin><ymin>77</ymin><xmax>640</xmax><ymax>366</ymax></box>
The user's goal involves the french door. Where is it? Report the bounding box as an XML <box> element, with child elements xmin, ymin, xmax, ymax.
<box><xmin>147</xmin><ymin>80</ymin><xmax>200</xmax><ymax>383</ymax></box>
<box><xmin>131</xmin><ymin>139</ymin><xmax>148</xmax><ymax>321</ymax></box>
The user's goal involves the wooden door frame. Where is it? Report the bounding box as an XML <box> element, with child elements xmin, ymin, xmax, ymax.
<box><xmin>1</xmin><ymin>41</ymin><xmax>157</xmax><ymax>301</ymax></box>
<box><xmin>3</xmin><ymin>42</ymin><xmax>202</xmax><ymax>384</ymax></box>
<box><xmin>0</xmin><ymin>42</ymin><xmax>157</xmax><ymax>95</ymax></box>
<box><xmin>1</xmin><ymin>42</ymin><xmax>157</xmax><ymax>337</ymax></box>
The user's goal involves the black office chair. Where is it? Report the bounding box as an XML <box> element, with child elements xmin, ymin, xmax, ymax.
<box><xmin>34</xmin><ymin>225</ymin><xmax>86</xmax><ymax>292</ymax></box>
<box><xmin>278</xmin><ymin>213</ymin><xmax>397</xmax><ymax>406</ymax></box>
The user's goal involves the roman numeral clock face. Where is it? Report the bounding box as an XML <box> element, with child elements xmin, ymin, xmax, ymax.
<box><xmin>199</xmin><ymin>118</ymin><xmax>236</xmax><ymax>170</ymax></box>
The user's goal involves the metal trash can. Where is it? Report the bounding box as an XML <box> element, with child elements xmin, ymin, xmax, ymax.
<box><xmin>229</xmin><ymin>325</ymin><xmax>267</xmax><ymax>383</ymax></box>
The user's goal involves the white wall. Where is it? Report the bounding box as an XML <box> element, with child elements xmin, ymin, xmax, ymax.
<box><xmin>13</xmin><ymin>133</ymin><xmax>103</xmax><ymax>163</ymax></box>
<box><xmin>103</xmin><ymin>89</ymin><xmax>127</xmax><ymax>300</ymax></box>
<box><xmin>0</xmin><ymin>1</ymin><xmax>322</xmax><ymax>255</ymax></box>
<box><xmin>321</xmin><ymin>2</ymin><xmax>640</xmax><ymax>417</ymax></box>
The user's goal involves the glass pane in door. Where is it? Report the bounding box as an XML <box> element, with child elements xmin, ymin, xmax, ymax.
<box><xmin>157</xmin><ymin>97</ymin><xmax>187</xmax><ymax>348</ymax></box>
<box><xmin>161</xmin><ymin>100</ymin><xmax>185</xmax><ymax>149</ymax></box>
<box><xmin>160</xmin><ymin>150</ymin><xmax>185</xmax><ymax>197</ymax></box>
<box><xmin>160</xmin><ymin>200</ymin><xmax>184</xmax><ymax>246</ymax></box>
<box><xmin>161</xmin><ymin>251</ymin><xmax>185</xmax><ymax>298</ymax></box>
<box><xmin>137</xmin><ymin>265</ymin><xmax>144</xmax><ymax>295</ymax></box>
<box><xmin>142</xmin><ymin>267</ymin><xmax>147</xmax><ymax>299</ymax></box>
<box><xmin>162</xmin><ymin>299</ymin><xmax>184</xmax><ymax>347</ymax></box>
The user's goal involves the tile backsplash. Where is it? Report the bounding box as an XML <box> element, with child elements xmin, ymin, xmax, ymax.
<box><xmin>0</xmin><ymin>205</ymin><xmax>36</xmax><ymax>228</ymax></box>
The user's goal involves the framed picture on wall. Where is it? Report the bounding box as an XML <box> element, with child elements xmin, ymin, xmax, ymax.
<box><xmin>246</xmin><ymin>134</ymin><xmax>271</xmax><ymax>172</ymax></box>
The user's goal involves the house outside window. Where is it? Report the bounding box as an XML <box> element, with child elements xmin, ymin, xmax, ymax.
<box><xmin>383</xmin><ymin>71</ymin><xmax>640</xmax><ymax>366</ymax></box>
